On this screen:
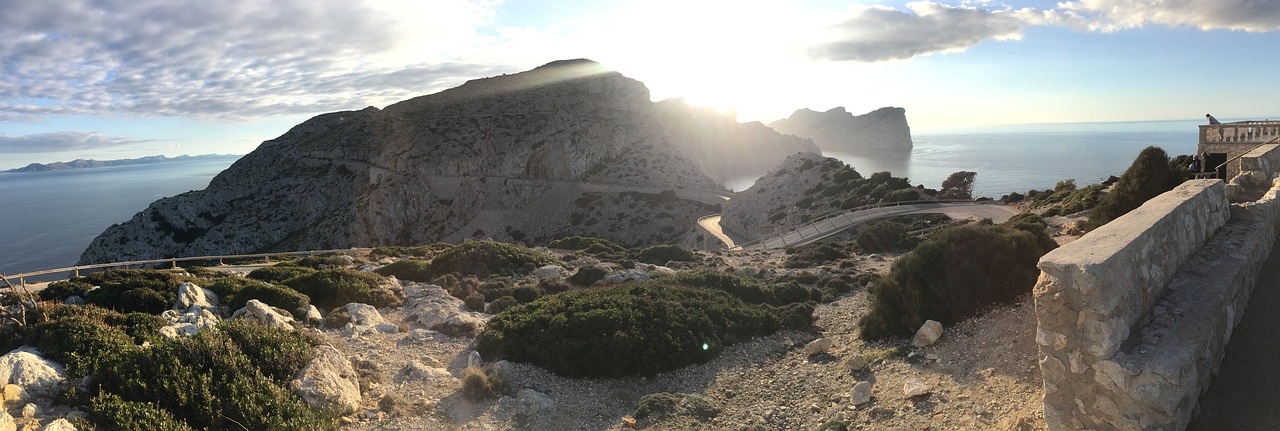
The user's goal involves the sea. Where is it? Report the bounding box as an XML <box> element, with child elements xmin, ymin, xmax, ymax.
<box><xmin>0</xmin><ymin>119</ymin><xmax>1204</xmax><ymax>277</ymax></box>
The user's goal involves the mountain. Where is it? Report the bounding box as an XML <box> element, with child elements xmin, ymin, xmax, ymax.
<box><xmin>79</xmin><ymin>59</ymin><xmax>809</xmax><ymax>264</ymax></box>
<box><xmin>768</xmin><ymin>106</ymin><xmax>912</xmax><ymax>153</ymax></box>
<box><xmin>4</xmin><ymin>155</ymin><xmax>232</xmax><ymax>173</ymax></box>
<box><xmin>652</xmin><ymin>100</ymin><xmax>819</xmax><ymax>185</ymax></box>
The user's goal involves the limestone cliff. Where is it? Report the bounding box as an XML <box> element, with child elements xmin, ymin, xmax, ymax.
<box><xmin>768</xmin><ymin>107</ymin><xmax>912</xmax><ymax>153</ymax></box>
<box><xmin>80</xmin><ymin>59</ymin><xmax>751</xmax><ymax>264</ymax></box>
<box><xmin>652</xmin><ymin>100</ymin><xmax>820</xmax><ymax>186</ymax></box>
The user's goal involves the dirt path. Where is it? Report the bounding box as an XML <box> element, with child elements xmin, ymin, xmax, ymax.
<box><xmin>1187</xmin><ymin>245</ymin><xmax>1280</xmax><ymax>430</ymax></box>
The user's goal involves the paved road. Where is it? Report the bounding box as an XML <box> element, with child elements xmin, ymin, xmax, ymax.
<box><xmin>715</xmin><ymin>202</ymin><xmax>1022</xmax><ymax>250</ymax></box>
<box><xmin>697</xmin><ymin>215</ymin><xmax>748</xmax><ymax>250</ymax></box>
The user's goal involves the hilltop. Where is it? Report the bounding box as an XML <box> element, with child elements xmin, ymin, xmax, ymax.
<box><xmin>4</xmin><ymin>154</ymin><xmax>238</xmax><ymax>173</ymax></box>
<box><xmin>769</xmin><ymin>107</ymin><xmax>913</xmax><ymax>153</ymax></box>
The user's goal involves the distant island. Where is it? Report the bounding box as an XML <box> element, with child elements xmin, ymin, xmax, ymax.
<box><xmin>4</xmin><ymin>154</ymin><xmax>239</xmax><ymax>173</ymax></box>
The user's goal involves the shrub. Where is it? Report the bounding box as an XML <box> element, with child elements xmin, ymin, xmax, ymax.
<box><xmin>426</xmin><ymin>241</ymin><xmax>559</xmax><ymax>280</ymax></box>
<box><xmin>434</xmin><ymin>274</ymin><xmax>481</xmax><ymax>300</ymax></box>
<box><xmin>636</xmin><ymin>244</ymin><xmax>696</xmax><ymax>265</ymax></box>
<box><xmin>246</xmin><ymin>266</ymin><xmax>316</xmax><ymax>283</ymax></box>
<box><xmin>368</xmin><ymin>243</ymin><xmax>453</xmax><ymax>260</ymax></box>
<box><xmin>90</xmin><ymin>393</ymin><xmax>197</xmax><ymax>431</ymax></box>
<box><xmin>24</xmin><ymin>306</ymin><xmax>141</xmax><ymax>377</ymax></box>
<box><xmin>1087</xmin><ymin>146</ymin><xmax>1184</xmax><ymax>230</ymax></box>
<box><xmin>485</xmin><ymin>296</ymin><xmax>519</xmax><ymax>314</ymax></box>
<box><xmin>547</xmin><ymin>236</ymin><xmax>627</xmax><ymax>254</ymax></box>
<box><xmin>284</xmin><ymin>255</ymin><xmax>351</xmax><ymax>270</ymax></box>
<box><xmin>374</xmin><ymin>259</ymin><xmax>433</xmax><ymax>282</ymax></box>
<box><xmin>857</xmin><ymin>222</ymin><xmax>908</xmax><ymax>253</ymax></box>
<box><xmin>460</xmin><ymin>365</ymin><xmax>508</xmax><ymax>401</ymax></box>
<box><xmin>476</xmin><ymin>282</ymin><xmax>780</xmax><ymax>377</ymax></box>
<box><xmin>212</xmin><ymin>278</ymin><xmax>310</xmax><ymax>315</ymax></box>
<box><xmin>940</xmin><ymin>171</ymin><xmax>977</xmax><ymax>200</ymax></box>
<box><xmin>38</xmin><ymin>280</ymin><xmax>93</xmax><ymax>302</ymax></box>
<box><xmin>784</xmin><ymin>243</ymin><xmax>849</xmax><ymax>268</ymax></box>
<box><xmin>568</xmin><ymin>265</ymin><xmax>609</xmax><ymax>287</ymax></box>
<box><xmin>284</xmin><ymin>269</ymin><xmax>400</xmax><ymax>310</ymax></box>
<box><xmin>633</xmin><ymin>393</ymin><xmax>719</xmax><ymax>423</ymax></box>
<box><xmin>78</xmin><ymin>269</ymin><xmax>195</xmax><ymax>314</ymax></box>
<box><xmin>465</xmin><ymin>292</ymin><xmax>486</xmax><ymax>312</ymax></box>
<box><xmin>859</xmin><ymin>223</ymin><xmax>1057</xmax><ymax>340</ymax></box>
<box><xmin>219</xmin><ymin>319</ymin><xmax>320</xmax><ymax>383</ymax></box>
<box><xmin>663</xmin><ymin>270</ymin><xmax>774</xmax><ymax>305</ymax></box>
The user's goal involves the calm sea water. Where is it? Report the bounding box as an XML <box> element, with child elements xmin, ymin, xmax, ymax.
<box><xmin>0</xmin><ymin>156</ymin><xmax>241</xmax><ymax>278</ymax></box>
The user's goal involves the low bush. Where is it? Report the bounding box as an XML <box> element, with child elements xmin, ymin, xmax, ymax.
<box><xmin>857</xmin><ymin>222</ymin><xmax>908</xmax><ymax>253</ymax></box>
<box><xmin>219</xmin><ymin>319</ymin><xmax>320</xmax><ymax>383</ymax></box>
<box><xmin>859</xmin><ymin>223</ymin><xmax>1057</xmax><ymax>340</ymax></box>
<box><xmin>568</xmin><ymin>265</ymin><xmax>609</xmax><ymax>287</ymax></box>
<box><xmin>1087</xmin><ymin>146</ymin><xmax>1184</xmax><ymax>230</ymax></box>
<box><xmin>284</xmin><ymin>269</ymin><xmax>400</xmax><ymax>310</ymax></box>
<box><xmin>476</xmin><ymin>282</ymin><xmax>780</xmax><ymax>377</ymax></box>
<box><xmin>547</xmin><ymin>236</ymin><xmax>627</xmax><ymax>254</ymax></box>
<box><xmin>23</xmin><ymin>306</ymin><xmax>142</xmax><ymax>377</ymax></box>
<box><xmin>90</xmin><ymin>393</ymin><xmax>196</xmax><ymax>431</ymax></box>
<box><xmin>211</xmin><ymin>277</ymin><xmax>310</xmax><ymax>315</ymax></box>
<box><xmin>783</xmin><ymin>243</ymin><xmax>849</xmax><ymax>268</ymax></box>
<box><xmin>465</xmin><ymin>292</ymin><xmax>486</xmax><ymax>312</ymax></box>
<box><xmin>633</xmin><ymin>392</ymin><xmax>719</xmax><ymax>423</ymax></box>
<box><xmin>76</xmin><ymin>269</ymin><xmax>197</xmax><ymax>314</ymax></box>
<box><xmin>460</xmin><ymin>365</ymin><xmax>508</xmax><ymax>401</ymax></box>
<box><xmin>38</xmin><ymin>280</ymin><xmax>93</xmax><ymax>302</ymax></box>
<box><xmin>368</xmin><ymin>243</ymin><xmax>454</xmax><ymax>260</ymax></box>
<box><xmin>283</xmin><ymin>255</ymin><xmax>352</xmax><ymax>270</ymax></box>
<box><xmin>247</xmin><ymin>266</ymin><xmax>316</xmax><ymax>283</ymax></box>
<box><xmin>485</xmin><ymin>296</ymin><xmax>519</xmax><ymax>314</ymax></box>
<box><xmin>426</xmin><ymin>241</ymin><xmax>559</xmax><ymax>280</ymax></box>
<box><xmin>635</xmin><ymin>244</ymin><xmax>696</xmax><ymax>265</ymax></box>
<box><xmin>374</xmin><ymin>259</ymin><xmax>433</xmax><ymax>282</ymax></box>
<box><xmin>433</xmin><ymin>273</ymin><xmax>482</xmax><ymax>300</ymax></box>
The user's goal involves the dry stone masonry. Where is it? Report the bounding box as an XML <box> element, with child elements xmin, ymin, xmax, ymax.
<box><xmin>1034</xmin><ymin>178</ymin><xmax>1280</xmax><ymax>430</ymax></box>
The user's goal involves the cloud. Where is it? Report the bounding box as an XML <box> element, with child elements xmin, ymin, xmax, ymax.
<box><xmin>0</xmin><ymin>0</ymin><xmax>508</xmax><ymax>122</ymax></box>
<box><xmin>815</xmin><ymin>2</ymin><xmax>1027</xmax><ymax>62</ymax></box>
<box><xmin>0</xmin><ymin>132</ymin><xmax>149</xmax><ymax>153</ymax></box>
<box><xmin>1059</xmin><ymin>0</ymin><xmax>1280</xmax><ymax>32</ymax></box>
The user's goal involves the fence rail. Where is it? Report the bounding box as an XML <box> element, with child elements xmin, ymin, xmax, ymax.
<box><xmin>733</xmin><ymin>199</ymin><xmax>998</xmax><ymax>250</ymax></box>
<box><xmin>1</xmin><ymin>248</ymin><xmax>372</xmax><ymax>287</ymax></box>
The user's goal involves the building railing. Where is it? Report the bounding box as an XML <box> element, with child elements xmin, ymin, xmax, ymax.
<box><xmin>1</xmin><ymin>248</ymin><xmax>372</xmax><ymax>287</ymax></box>
<box><xmin>1200</xmin><ymin>121</ymin><xmax>1280</xmax><ymax>144</ymax></box>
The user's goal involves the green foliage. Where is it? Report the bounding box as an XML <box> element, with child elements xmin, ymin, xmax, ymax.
<box><xmin>859</xmin><ymin>223</ymin><xmax>1057</xmax><ymax>340</ymax></box>
<box><xmin>38</xmin><ymin>280</ymin><xmax>93</xmax><ymax>302</ymax></box>
<box><xmin>476</xmin><ymin>282</ymin><xmax>780</xmax><ymax>377</ymax></box>
<box><xmin>284</xmin><ymin>269</ymin><xmax>400</xmax><ymax>310</ymax></box>
<box><xmin>857</xmin><ymin>222</ymin><xmax>909</xmax><ymax>253</ymax></box>
<box><xmin>368</xmin><ymin>243</ymin><xmax>454</xmax><ymax>260</ymax></box>
<box><xmin>547</xmin><ymin>236</ymin><xmax>627</xmax><ymax>254</ymax></box>
<box><xmin>1087</xmin><ymin>146</ymin><xmax>1184</xmax><ymax>230</ymax></box>
<box><xmin>460</xmin><ymin>365</ymin><xmax>508</xmax><ymax>401</ymax></box>
<box><xmin>633</xmin><ymin>392</ymin><xmax>719</xmax><ymax>423</ymax></box>
<box><xmin>784</xmin><ymin>243</ymin><xmax>849</xmax><ymax>268</ymax></box>
<box><xmin>663</xmin><ymin>270</ymin><xmax>775</xmax><ymax>305</ymax></box>
<box><xmin>76</xmin><ymin>269</ymin><xmax>197</xmax><ymax>314</ymax></box>
<box><xmin>211</xmin><ymin>277</ymin><xmax>310</xmax><ymax>315</ymax></box>
<box><xmin>246</xmin><ymin>265</ymin><xmax>316</xmax><ymax>283</ymax></box>
<box><xmin>219</xmin><ymin>319</ymin><xmax>320</xmax><ymax>383</ymax></box>
<box><xmin>90</xmin><ymin>393</ymin><xmax>197</xmax><ymax>431</ymax></box>
<box><xmin>465</xmin><ymin>292</ymin><xmax>486</xmax><ymax>312</ymax></box>
<box><xmin>426</xmin><ymin>241</ymin><xmax>559</xmax><ymax>280</ymax></box>
<box><xmin>940</xmin><ymin>171</ymin><xmax>977</xmax><ymax>200</ymax></box>
<box><xmin>486</xmin><ymin>296</ymin><xmax>519</xmax><ymax>314</ymax></box>
<box><xmin>23</xmin><ymin>306</ymin><xmax>141</xmax><ymax>377</ymax></box>
<box><xmin>374</xmin><ymin>259</ymin><xmax>433</xmax><ymax>282</ymax></box>
<box><xmin>636</xmin><ymin>244</ymin><xmax>696</xmax><ymax>265</ymax></box>
<box><xmin>568</xmin><ymin>265</ymin><xmax>609</xmax><ymax>287</ymax></box>
<box><xmin>884</xmin><ymin>188</ymin><xmax>920</xmax><ymax>203</ymax></box>
<box><xmin>282</xmin><ymin>255</ymin><xmax>352</xmax><ymax>270</ymax></box>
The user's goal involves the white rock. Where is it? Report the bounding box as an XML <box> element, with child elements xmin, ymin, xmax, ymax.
<box><xmin>402</xmin><ymin>361</ymin><xmax>453</xmax><ymax>381</ymax></box>
<box><xmin>159</xmin><ymin>308</ymin><xmax>221</xmax><ymax>339</ymax></box>
<box><xmin>174</xmin><ymin>282</ymin><xmax>219</xmax><ymax>313</ymax></box>
<box><xmin>531</xmin><ymin>265</ymin><xmax>568</xmax><ymax>280</ymax></box>
<box><xmin>403</xmin><ymin>283</ymin><xmax>488</xmax><ymax>336</ymax></box>
<box><xmin>516</xmin><ymin>389</ymin><xmax>555</xmax><ymax>423</ymax></box>
<box><xmin>291</xmin><ymin>346</ymin><xmax>360</xmax><ymax>415</ymax></box>
<box><xmin>0</xmin><ymin>348</ymin><xmax>66</xmax><ymax>393</ymax></box>
<box><xmin>903</xmin><ymin>379</ymin><xmax>932</xmax><ymax>397</ymax></box>
<box><xmin>377</xmin><ymin>257</ymin><xmax>395</xmax><ymax>265</ymax></box>
<box><xmin>847</xmin><ymin>354</ymin><xmax>868</xmax><ymax>372</ymax></box>
<box><xmin>0</xmin><ymin>409</ymin><xmax>13</xmax><ymax>431</ymax></box>
<box><xmin>234</xmin><ymin>299</ymin><xmax>296</xmax><ymax>331</ymax></box>
<box><xmin>41</xmin><ymin>419</ymin><xmax>76</xmax><ymax>431</ymax></box>
<box><xmin>803</xmin><ymin>338</ymin><xmax>834</xmax><ymax>356</ymax></box>
<box><xmin>2</xmin><ymin>384</ymin><xmax>24</xmax><ymax>408</ymax></box>
<box><xmin>602</xmin><ymin>270</ymin><xmax>648</xmax><ymax>284</ymax></box>
<box><xmin>912</xmin><ymin>320</ymin><xmax>943</xmax><ymax>347</ymax></box>
<box><xmin>335</xmin><ymin>255</ymin><xmax>357</xmax><ymax>266</ymax></box>
<box><xmin>63</xmin><ymin>296</ymin><xmax>84</xmax><ymax>306</ymax></box>
<box><xmin>21</xmin><ymin>403</ymin><xmax>36</xmax><ymax>418</ymax></box>
<box><xmin>468</xmin><ymin>351</ymin><xmax>484</xmax><ymax>368</ymax></box>
<box><xmin>303</xmin><ymin>305</ymin><xmax>324</xmax><ymax>326</ymax></box>
<box><xmin>339</xmin><ymin>303</ymin><xmax>398</xmax><ymax>336</ymax></box>
<box><xmin>851</xmin><ymin>381</ymin><xmax>872</xmax><ymax>405</ymax></box>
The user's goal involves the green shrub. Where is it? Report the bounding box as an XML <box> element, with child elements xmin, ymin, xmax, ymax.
<box><xmin>777</xmin><ymin>302</ymin><xmax>816</xmax><ymax>330</ymax></box>
<box><xmin>547</xmin><ymin>236</ymin><xmax>627</xmax><ymax>254</ymax></box>
<box><xmin>476</xmin><ymin>282</ymin><xmax>780</xmax><ymax>377</ymax></box>
<box><xmin>465</xmin><ymin>292</ymin><xmax>486</xmax><ymax>312</ymax></box>
<box><xmin>369</xmin><ymin>243</ymin><xmax>453</xmax><ymax>260</ymax></box>
<box><xmin>212</xmin><ymin>278</ymin><xmax>310</xmax><ymax>315</ymax></box>
<box><xmin>219</xmin><ymin>319</ymin><xmax>320</xmax><ymax>383</ymax></box>
<box><xmin>636</xmin><ymin>244</ymin><xmax>696</xmax><ymax>265</ymax></box>
<box><xmin>374</xmin><ymin>259</ymin><xmax>433</xmax><ymax>282</ymax></box>
<box><xmin>90</xmin><ymin>393</ymin><xmax>197</xmax><ymax>431</ymax></box>
<box><xmin>857</xmin><ymin>222</ymin><xmax>908</xmax><ymax>253</ymax></box>
<box><xmin>633</xmin><ymin>392</ymin><xmax>719</xmax><ymax>423</ymax></box>
<box><xmin>568</xmin><ymin>265</ymin><xmax>609</xmax><ymax>287</ymax></box>
<box><xmin>1087</xmin><ymin>146</ymin><xmax>1184</xmax><ymax>230</ymax></box>
<box><xmin>24</xmin><ymin>306</ymin><xmax>140</xmax><ymax>377</ymax></box>
<box><xmin>38</xmin><ymin>280</ymin><xmax>93</xmax><ymax>302</ymax></box>
<box><xmin>284</xmin><ymin>269</ymin><xmax>400</xmax><ymax>310</ymax></box>
<box><xmin>784</xmin><ymin>243</ymin><xmax>849</xmax><ymax>268</ymax></box>
<box><xmin>426</xmin><ymin>241</ymin><xmax>559</xmax><ymax>280</ymax></box>
<box><xmin>859</xmin><ymin>223</ymin><xmax>1057</xmax><ymax>340</ymax></box>
<box><xmin>77</xmin><ymin>269</ymin><xmax>196</xmax><ymax>314</ymax></box>
<box><xmin>940</xmin><ymin>171</ymin><xmax>977</xmax><ymax>200</ymax></box>
<box><xmin>246</xmin><ymin>266</ymin><xmax>316</xmax><ymax>283</ymax></box>
<box><xmin>486</xmin><ymin>296</ymin><xmax>519</xmax><ymax>314</ymax></box>
<box><xmin>283</xmin><ymin>255</ymin><xmax>351</xmax><ymax>270</ymax></box>
<box><xmin>433</xmin><ymin>273</ymin><xmax>481</xmax><ymax>300</ymax></box>
<box><xmin>663</xmin><ymin>270</ymin><xmax>774</xmax><ymax>305</ymax></box>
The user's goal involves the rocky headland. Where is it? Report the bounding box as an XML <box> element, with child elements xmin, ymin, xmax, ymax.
<box><xmin>769</xmin><ymin>107</ymin><xmax>913</xmax><ymax>153</ymax></box>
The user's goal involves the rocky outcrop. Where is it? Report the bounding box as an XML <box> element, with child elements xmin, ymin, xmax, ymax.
<box><xmin>232</xmin><ymin>299</ymin><xmax>296</xmax><ymax>331</ymax></box>
<box><xmin>402</xmin><ymin>283</ymin><xmax>487</xmax><ymax>337</ymax></box>
<box><xmin>0</xmin><ymin>348</ymin><xmax>64</xmax><ymax>394</ymax></box>
<box><xmin>719</xmin><ymin>153</ymin><xmax>850</xmax><ymax>240</ymax></box>
<box><xmin>653</xmin><ymin>99</ymin><xmax>819</xmax><ymax>185</ymax></box>
<box><xmin>769</xmin><ymin>107</ymin><xmax>912</xmax><ymax>153</ymax></box>
<box><xmin>79</xmin><ymin>59</ymin><xmax>760</xmax><ymax>263</ymax></box>
<box><xmin>291</xmin><ymin>345</ymin><xmax>361</xmax><ymax>415</ymax></box>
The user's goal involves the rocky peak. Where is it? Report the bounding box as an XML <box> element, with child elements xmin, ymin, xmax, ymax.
<box><xmin>769</xmin><ymin>106</ymin><xmax>913</xmax><ymax>153</ymax></box>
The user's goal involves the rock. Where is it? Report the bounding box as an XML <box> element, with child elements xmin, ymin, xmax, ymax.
<box><xmin>377</xmin><ymin>257</ymin><xmax>395</xmax><ymax>266</ymax></box>
<box><xmin>41</xmin><ymin>419</ymin><xmax>76</xmax><ymax>431</ymax></box>
<box><xmin>602</xmin><ymin>270</ymin><xmax>649</xmax><ymax>284</ymax></box>
<box><xmin>868</xmin><ymin>406</ymin><xmax>895</xmax><ymax>419</ymax></box>
<box><xmin>803</xmin><ymin>338</ymin><xmax>834</xmax><ymax>356</ymax></box>
<box><xmin>335</xmin><ymin>255</ymin><xmax>357</xmax><ymax>266</ymax></box>
<box><xmin>173</xmin><ymin>281</ymin><xmax>219</xmax><ymax>312</ymax></box>
<box><xmin>402</xmin><ymin>361</ymin><xmax>453</xmax><ymax>381</ymax></box>
<box><xmin>159</xmin><ymin>308</ymin><xmax>220</xmax><ymax>339</ymax></box>
<box><xmin>468</xmin><ymin>351</ymin><xmax>484</xmax><ymax>368</ymax></box>
<box><xmin>403</xmin><ymin>284</ymin><xmax>488</xmax><ymax>337</ymax></box>
<box><xmin>2</xmin><ymin>384</ymin><xmax>23</xmax><ymax>408</ymax></box>
<box><xmin>406</xmin><ymin>328</ymin><xmax>435</xmax><ymax>342</ymax></box>
<box><xmin>515</xmin><ymin>389</ymin><xmax>555</xmax><ymax>424</ymax></box>
<box><xmin>337</xmin><ymin>303</ymin><xmax>399</xmax><ymax>336</ymax></box>
<box><xmin>912</xmin><ymin>320</ymin><xmax>943</xmax><ymax>347</ymax></box>
<box><xmin>531</xmin><ymin>265</ymin><xmax>568</xmax><ymax>280</ymax></box>
<box><xmin>769</xmin><ymin>106</ymin><xmax>913</xmax><ymax>153</ymax></box>
<box><xmin>851</xmin><ymin>381</ymin><xmax>872</xmax><ymax>406</ymax></box>
<box><xmin>233</xmin><ymin>299</ymin><xmax>296</xmax><ymax>331</ymax></box>
<box><xmin>291</xmin><ymin>346</ymin><xmax>361</xmax><ymax>415</ymax></box>
<box><xmin>21</xmin><ymin>403</ymin><xmax>36</xmax><ymax>418</ymax></box>
<box><xmin>63</xmin><ymin>296</ymin><xmax>83</xmax><ymax>306</ymax></box>
<box><xmin>846</xmin><ymin>354</ymin><xmax>868</xmax><ymax>372</ymax></box>
<box><xmin>903</xmin><ymin>379</ymin><xmax>932</xmax><ymax>397</ymax></box>
<box><xmin>0</xmin><ymin>410</ymin><xmax>12</xmax><ymax>431</ymax></box>
<box><xmin>303</xmin><ymin>305</ymin><xmax>324</xmax><ymax>326</ymax></box>
<box><xmin>0</xmin><ymin>348</ymin><xmax>66</xmax><ymax>393</ymax></box>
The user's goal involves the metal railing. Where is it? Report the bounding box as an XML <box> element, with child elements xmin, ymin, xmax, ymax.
<box><xmin>1</xmin><ymin>248</ymin><xmax>372</xmax><ymax>287</ymax></box>
<box><xmin>732</xmin><ymin>199</ymin><xmax>998</xmax><ymax>250</ymax></box>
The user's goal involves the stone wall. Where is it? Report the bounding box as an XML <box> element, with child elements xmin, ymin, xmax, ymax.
<box><xmin>1034</xmin><ymin>179</ymin><xmax>1280</xmax><ymax>430</ymax></box>
<box><xmin>1238</xmin><ymin>143</ymin><xmax>1280</xmax><ymax>179</ymax></box>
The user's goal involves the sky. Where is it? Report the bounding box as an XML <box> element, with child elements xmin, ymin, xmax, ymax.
<box><xmin>3</xmin><ymin>0</ymin><xmax>1280</xmax><ymax>169</ymax></box>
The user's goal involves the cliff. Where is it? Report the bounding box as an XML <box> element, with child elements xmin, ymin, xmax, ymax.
<box><xmin>768</xmin><ymin>107</ymin><xmax>912</xmax><ymax>153</ymax></box>
<box><xmin>652</xmin><ymin>100</ymin><xmax>820</xmax><ymax>185</ymax></box>
<box><xmin>80</xmin><ymin>59</ymin><xmax>790</xmax><ymax>264</ymax></box>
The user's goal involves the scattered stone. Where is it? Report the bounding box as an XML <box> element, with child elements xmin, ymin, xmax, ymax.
<box><xmin>850</xmin><ymin>381</ymin><xmax>872</xmax><ymax>406</ymax></box>
<box><xmin>912</xmin><ymin>320</ymin><xmax>943</xmax><ymax>347</ymax></box>
<box><xmin>173</xmin><ymin>281</ymin><xmax>219</xmax><ymax>312</ymax></box>
<box><xmin>903</xmin><ymin>379</ymin><xmax>932</xmax><ymax>397</ymax></box>
<box><xmin>41</xmin><ymin>419</ymin><xmax>76</xmax><ymax>431</ymax></box>
<box><xmin>233</xmin><ymin>299</ymin><xmax>296</xmax><ymax>331</ymax></box>
<box><xmin>803</xmin><ymin>338</ymin><xmax>834</xmax><ymax>356</ymax></box>
<box><xmin>868</xmin><ymin>406</ymin><xmax>895</xmax><ymax>419</ymax></box>
<box><xmin>601</xmin><ymin>269</ymin><xmax>649</xmax><ymax>284</ymax></box>
<box><xmin>402</xmin><ymin>283</ymin><xmax>488</xmax><ymax>336</ymax></box>
<box><xmin>291</xmin><ymin>345</ymin><xmax>361</xmax><ymax>415</ymax></box>
<box><xmin>159</xmin><ymin>308</ymin><xmax>220</xmax><ymax>339</ymax></box>
<box><xmin>0</xmin><ymin>348</ymin><xmax>66</xmax><ymax>393</ymax></box>
<box><xmin>846</xmin><ymin>354</ymin><xmax>868</xmax><ymax>372</ymax></box>
<box><xmin>516</xmin><ymin>389</ymin><xmax>555</xmax><ymax>424</ymax></box>
<box><xmin>401</xmin><ymin>361</ymin><xmax>452</xmax><ymax>381</ymax></box>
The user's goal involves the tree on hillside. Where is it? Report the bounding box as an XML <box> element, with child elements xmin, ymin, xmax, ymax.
<box><xmin>1085</xmin><ymin>146</ymin><xmax>1183</xmax><ymax>230</ymax></box>
<box><xmin>940</xmin><ymin>171</ymin><xmax>977</xmax><ymax>200</ymax></box>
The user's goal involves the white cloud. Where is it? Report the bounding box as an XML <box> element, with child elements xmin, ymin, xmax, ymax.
<box><xmin>815</xmin><ymin>2</ymin><xmax>1028</xmax><ymax>62</ymax></box>
<box><xmin>0</xmin><ymin>0</ymin><xmax>508</xmax><ymax>122</ymax></box>
<box><xmin>1060</xmin><ymin>0</ymin><xmax>1280</xmax><ymax>32</ymax></box>
<box><xmin>0</xmin><ymin>132</ymin><xmax>149</xmax><ymax>153</ymax></box>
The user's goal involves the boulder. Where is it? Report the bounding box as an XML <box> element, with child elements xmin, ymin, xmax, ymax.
<box><xmin>159</xmin><ymin>308</ymin><xmax>220</xmax><ymax>339</ymax></box>
<box><xmin>803</xmin><ymin>338</ymin><xmax>834</xmax><ymax>356</ymax></box>
<box><xmin>468</xmin><ymin>351</ymin><xmax>484</xmax><ymax>368</ymax></box>
<box><xmin>2</xmin><ymin>384</ymin><xmax>24</xmax><ymax>408</ymax></box>
<box><xmin>903</xmin><ymin>379</ymin><xmax>932</xmax><ymax>397</ymax></box>
<box><xmin>516</xmin><ymin>389</ymin><xmax>555</xmax><ymax>424</ymax></box>
<box><xmin>20</xmin><ymin>403</ymin><xmax>35</xmax><ymax>418</ymax></box>
<box><xmin>233</xmin><ymin>299</ymin><xmax>296</xmax><ymax>331</ymax></box>
<box><xmin>602</xmin><ymin>270</ymin><xmax>648</xmax><ymax>284</ymax></box>
<box><xmin>303</xmin><ymin>305</ymin><xmax>324</xmax><ymax>326</ymax></box>
<box><xmin>63</xmin><ymin>296</ymin><xmax>84</xmax><ymax>306</ymax></box>
<box><xmin>42</xmin><ymin>419</ymin><xmax>76</xmax><ymax>431</ymax></box>
<box><xmin>403</xmin><ymin>284</ymin><xmax>488</xmax><ymax>337</ymax></box>
<box><xmin>851</xmin><ymin>381</ymin><xmax>872</xmax><ymax>406</ymax></box>
<box><xmin>337</xmin><ymin>303</ymin><xmax>400</xmax><ymax>336</ymax></box>
<box><xmin>531</xmin><ymin>265</ymin><xmax>568</xmax><ymax>281</ymax></box>
<box><xmin>401</xmin><ymin>361</ymin><xmax>453</xmax><ymax>381</ymax></box>
<box><xmin>846</xmin><ymin>354</ymin><xmax>868</xmax><ymax>372</ymax></box>
<box><xmin>173</xmin><ymin>282</ymin><xmax>219</xmax><ymax>313</ymax></box>
<box><xmin>912</xmin><ymin>320</ymin><xmax>943</xmax><ymax>347</ymax></box>
<box><xmin>291</xmin><ymin>346</ymin><xmax>361</xmax><ymax>415</ymax></box>
<box><xmin>0</xmin><ymin>348</ymin><xmax>65</xmax><ymax>393</ymax></box>
<box><xmin>0</xmin><ymin>409</ymin><xmax>13</xmax><ymax>431</ymax></box>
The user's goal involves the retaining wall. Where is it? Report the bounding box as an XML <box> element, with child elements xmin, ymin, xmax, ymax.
<box><xmin>1034</xmin><ymin>179</ymin><xmax>1280</xmax><ymax>430</ymax></box>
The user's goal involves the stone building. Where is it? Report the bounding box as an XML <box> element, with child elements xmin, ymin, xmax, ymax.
<box><xmin>1198</xmin><ymin>120</ymin><xmax>1280</xmax><ymax>180</ymax></box>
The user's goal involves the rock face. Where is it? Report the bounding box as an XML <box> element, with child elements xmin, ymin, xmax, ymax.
<box><xmin>718</xmin><ymin>153</ymin><xmax>850</xmax><ymax>240</ymax></box>
<box><xmin>768</xmin><ymin>106</ymin><xmax>912</xmax><ymax>153</ymax></box>
<box><xmin>0</xmin><ymin>348</ymin><xmax>65</xmax><ymax>393</ymax></box>
<box><xmin>653</xmin><ymin>99</ymin><xmax>819</xmax><ymax>185</ymax></box>
<box><xmin>403</xmin><ymin>283</ymin><xmax>488</xmax><ymax>337</ymax></box>
<box><xmin>80</xmin><ymin>59</ymin><xmax>824</xmax><ymax>263</ymax></box>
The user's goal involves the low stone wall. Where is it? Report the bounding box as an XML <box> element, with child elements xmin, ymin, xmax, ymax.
<box><xmin>1033</xmin><ymin>179</ymin><xmax>1280</xmax><ymax>430</ymax></box>
<box><xmin>1238</xmin><ymin>143</ymin><xmax>1280</xmax><ymax>179</ymax></box>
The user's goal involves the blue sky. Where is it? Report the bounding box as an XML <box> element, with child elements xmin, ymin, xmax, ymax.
<box><xmin>3</xmin><ymin>0</ymin><xmax>1280</xmax><ymax>169</ymax></box>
